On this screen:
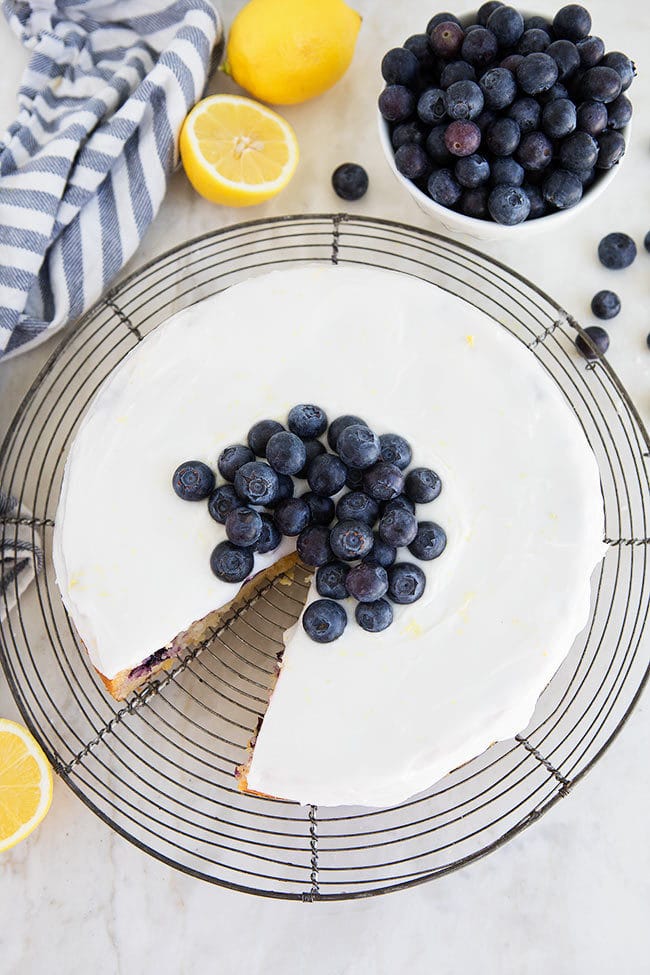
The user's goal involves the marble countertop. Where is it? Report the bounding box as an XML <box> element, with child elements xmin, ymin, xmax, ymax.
<box><xmin>1</xmin><ymin>1</ymin><xmax>649</xmax><ymax>972</ymax></box>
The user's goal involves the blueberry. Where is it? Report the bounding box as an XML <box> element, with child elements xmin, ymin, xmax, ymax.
<box><xmin>273</xmin><ymin>498</ymin><xmax>310</xmax><ymax>536</ymax></box>
<box><xmin>546</xmin><ymin>40</ymin><xmax>580</xmax><ymax>81</ymax></box>
<box><xmin>387</xmin><ymin>562</ymin><xmax>427</xmax><ymax>604</ymax></box>
<box><xmin>479</xmin><ymin>67</ymin><xmax>517</xmax><ymax>110</ymax></box>
<box><xmin>523</xmin><ymin>181</ymin><xmax>547</xmax><ymax>219</ymax></box>
<box><xmin>332</xmin><ymin>163</ymin><xmax>369</xmax><ymax>201</ymax></box>
<box><xmin>217</xmin><ymin>444</ymin><xmax>255</xmax><ymax>483</ymax></box>
<box><xmin>404</xmin><ymin>34</ymin><xmax>436</xmax><ymax>70</ymax></box>
<box><xmin>345</xmin><ymin>467</ymin><xmax>364</xmax><ymax>490</ymax></box>
<box><xmin>316</xmin><ymin>561</ymin><xmax>350</xmax><ymax>600</ymax></box>
<box><xmin>607</xmin><ymin>94</ymin><xmax>632</xmax><ymax>130</ymax></box>
<box><xmin>645</xmin><ymin>231</ymin><xmax>650</xmax><ymax>254</ymax></box>
<box><xmin>408</xmin><ymin>521</ymin><xmax>447</xmax><ymax>560</ymax></box>
<box><xmin>598</xmin><ymin>232</ymin><xmax>636</xmax><ymax>269</ymax></box>
<box><xmin>247</xmin><ymin>419</ymin><xmax>284</xmax><ymax>457</ymax></box>
<box><xmin>552</xmin><ymin>4</ymin><xmax>591</xmax><ymax>42</ymax></box>
<box><xmin>507</xmin><ymin>97</ymin><xmax>541</xmax><ymax>133</ymax></box>
<box><xmin>444</xmin><ymin>120</ymin><xmax>482</xmax><ymax>157</ymax></box>
<box><xmin>576</xmin><ymin>325</ymin><xmax>610</xmax><ymax>359</ymax></box>
<box><xmin>576</xmin><ymin>100</ymin><xmax>608</xmax><ymax>136</ymax></box>
<box><xmin>355</xmin><ymin>599</ymin><xmax>393</xmax><ymax>633</ymax></box>
<box><xmin>486</xmin><ymin>117</ymin><xmax>520</xmax><ymax>156</ymax></box>
<box><xmin>516</xmin><ymin>131</ymin><xmax>553</xmax><ymax>171</ymax></box>
<box><xmin>395</xmin><ymin>143</ymin><xmax>429</xmax><ymax>179</ymax></box>
<box><xmin>486</xmin><ymin>5</ymin><xmax>524</xmax><ymax>47</ymax></box>
<box><xmin>426</xmin><ymin>126</ymin><xmax>453</xmax><ymax>165</ymax></box>
<box><xmin>427</xmin><ymin>12</ymin><xmax>462</xmax><ymax>32</ymax></box>
<box><xmin>576</xmin><ymin>36</ymin><xmax>605</xmax><ymax>68</ymax></box>
<box><xmin>378</xmin><ymin>433</ymin><xmax>412</xmax><ymax>470</ymax></box>
<box><xmin>475</xmin><ymin>109</ymin><xmax>497</xmax><ymax>133</ymax></box>
<box><xmin>500</xmin><ymin>53</ymin><xmax>524</xmax><ymax>72</ymax></box>
<box><xmin>392</xmin><ymin>120</ymin><xmax>427</xmax><ymax>150</ymax></box>
<box><xmin>208</xmin><ymin>483</ymin><xmax>243</xmax><ymax>523</ymax></box>
<box><xmin>297</xmin><ymin>525</ymin><xmax>333</xmax><ymax>567</ymax></box>
<box><xmin>302</xmin><ymin>599</ymin><xmax>347</xmax><ymax>643</ymax></box>
<box><xmin>336</xmin><ymin>491</ymin><xmax>379</xmax><ymax>526</ymax></box>
<box><xmin>417</xmin><ymin>88</ymin><xmax>447</xmax><ymax>125</ymax></box>
<box><xmin>226</xmin><ymin>506</ymin><xmax>263</xmax><ymax>547</ymax></box>
<box><xmin>265</xmin><ymin>430</ymin><xmax>306</xmax><ymax>476</ymax></box>
<box><xmin>490</xmin><ymin>155</ymin><xmax>524</xmax><ymax>185</ymax></box>
<box><xmin>346</xmin><ymin>562</ymin><xmax>389</xmax><ymax>603</ymax></box>
<box><xmin>461</xmin><ymin>27</ymin><xmax>498</xmax><ymax>68</ymax></box>
<box><xmin>210</xmin><ymin>541</ymin><xmax>254</xmax><ymax>584</ymax></box>
<box><xmin>596</xmin><ymin>130</ymin><xmax>626</xmax><ymax>169</ymax></box>
<box><xmin>580</xmin><ymin>66</ymin><xmax>622</xmax><ymax>104</ymax></box>
<box><xmin>404</xmin><ymin>467</ymin><xmax>442</xmax><ymax>503</ymax></box>
<box><xmin>600</xmin><ymin>52</ymin><xmax>636</xmax><ymax>92</ymax></box>
<box><xmin>172</xmin><ymin>461</ymin><xmax>215</xmax><ymax>501</ymax></box>
<box><xmin>440</xmin><ymin>60</ymin><xmax>477</xmax><ymax>88</ymax></box>
<box><xmin>378</xmin><ymin>85</ymin><xmax>415</xmax><ymax>123</ymax></box>
<box><xmin>540</xmin><ymin>82</ymin><xmax>569</xmax><ymax>104</ymax></box>
<box><xmin>370</xmin><ymin>535</ymin><xmax>397</xmax><ymax>568</ymax></box>
<box><xmin>542</xmin><ymin>98</ymin><xmax>577</xmax><ymax>139</ymax></box>
<box><xmin>444</xmin><ymin>80</ymin><xmax>484</xmax><ymax>121</ymax></box>
<box><xmin>575</xmin><ymin>166</ymin><xmax>596</xmax><ymax>187</ymax></box>
<box><xmin>234</xmin><ymin>461</ymin><xmax>279</xmax><ymax>506</ymax></box>
<box><xmin>516</xmin><ymin>53</ymin><xmax>558</xmax><ymax>95</ymax></box>
<box><xmin>255</xmin><ymin>514</ymin><xmax>282</xmax><ymax>554</ymax></box>
<box><xmin>271</xmin><ymin>472</ymin><xmax>294</xmax><ymax>505</ymax></box>
<box><xmin>363</xmin><ymin>462</ymin><xmax>405</xmax><ymax>502</ymax></box>
<box><xmin>429</xmin><ymin>21</ymin><xmax>465</xmax><ymax>59</ymax></box>
<box><xmin>455</xmin><ymin>154</ymin><xmax>490</xmax><ymax>189</ymax></box>
<box><xmin>461</xmin><ymin>186</ymin><xmax>489</xmax><ymax>218</ymax></box>
<box><xmin>524</xmin><ymin>16</ymin><xmax>551</xmax><ymax>31</ymax></box>
<box><xmin>301</xmin><ymin>491</ymin><xmax>335</xmax><ymax>527</ymax></box>
<box><xmin>488</xmin><ymin>184</ymin><xmax>531</xmax><ymax>224</ymax></box>
<box><xmin>327</xmin><ymin>414</ymin><xmax>367</xmax><ymax>451</ymax></box>
<box><xmin>542</xmin><ymin>169</ymin><xmax>583</xmax><ymax>209</ymax></box>
<box><xmin>297</xmin><ymin>439</ymin><xmax>326</xmax><ymax>478</ymax></box>
<box><xmin>381</xmin><ymin>47</ymin><xmax>420</xmax><ymax>87</ymax></box>
<box><xmin>517</xmin><ymin>29</ymin><xmax>551</xmax><ymax>55</ymax></box>
<box><xmin>477</xmin><ymin>1</ymin><xmax>504</xmax><ymax>27</ymax></box>
<box><xmin>336</xmin><ymin>423</ymin><xmax>380</xmax><ymax>470</ymax></box>
<box><xmin>307</xmin><ymin>453</ymin><xmax>347</xmax><ymax>497</ymax></box>
<box><xmin>378</xmin><ymin>508</ymin><xmax>418</xmax><ymax>547</ymax></box>
<box><xmin>428</xmin><ymin>168</ymin><xmax>462</xmax><ymax>206</ymax></box>
<box><xmin>330</xmin><ymin>519</ymin><xmax>374</xmax><ymax>561</ymax></box>
<box><xmin>287</xmin><ymin>404</ymin><xmax>327</xmax><ymax>440</ymax></box>
<box><xmin>591</xmin><ymin>290</ymin><xmax>621</xmax><ymax>320</ymax></box>
<box><xmin>383</xmin><ymin>494</ymin><xmax>416</xmax><ymax>515</ymax></box>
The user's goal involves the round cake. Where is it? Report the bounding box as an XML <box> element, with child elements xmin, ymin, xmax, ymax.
<box><xmin>54</xmin><ymin>264</ymin><xmax>606</xmax><ymax>808</ymax></box>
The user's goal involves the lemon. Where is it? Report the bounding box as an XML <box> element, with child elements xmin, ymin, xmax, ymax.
<box><xmin>225</xmin><ymin>0</ymin><xmax>362</xmax><ymax>105</ymax></box>
<box><xmin>180</xmin><ymin>95</ymin><xmax>299</xmax><ymax>206</ymax></box>
<box><xmin>0</xmin><ymin>719</ymin><xmax>53</xmax><ymax>854</ymax></box>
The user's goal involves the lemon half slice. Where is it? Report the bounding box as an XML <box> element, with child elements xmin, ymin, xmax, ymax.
<box><xmin>180</xmin><ymin>95</ymin><xmax>299</xmax><ymax>207</ymax></box>
<box><xmin>0</xmin><ymin>719</ymin><xmax>53</xmax><ymax>854</ymax></box>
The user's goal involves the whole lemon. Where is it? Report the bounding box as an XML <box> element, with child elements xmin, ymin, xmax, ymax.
<box><xmin>225</xmin><ymin>0</ymin><xmax>362</xmax><ymax>106</ymax></box>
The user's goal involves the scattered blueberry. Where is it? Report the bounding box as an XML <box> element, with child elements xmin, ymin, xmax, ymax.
<box><xmin>598</xmin><ymin>232</ymin><xmax>637</xmax><ymax>269</ymax></box>
<box><xmin>208</xmin><ymin>483</ymin><xmax>243</xmax><ymax>524</ymax></box>
<box><xmin>644</xmin><ymin>231</ymin><xmax>650</xmax><ymax>254</ymax></box>
<box><xmin>395</xmin><ymin>143</ymin><xmax>429</xmax><ymax>179</ymax></box>
<box><xmin>355</xmin><ymin>599</ymin><xmax>394</xmax><ymax>633</ymax></box>
<box><xmin>172</xmin><ymin>461</ymin><xmax>215</xmax><ymax>501</ymax></box>
<box><xmin>409</xmin><ymin>522</ymin><xmax>447</xmax><ymax>560</ymax></box>
<box><xmin>553</xmin><ymin>4</ymin><xmax>591</xmax><ymax>42</ymax></box>
<box><xmin>444</xmin><ymin>79</ymin><xmax>485</xmax><ymax>120</ymax></box>
<box><xmin>445</xmin><ymin>120</ymin><xmax>482</xmax><ymax>156</ymax></box>
<box><xmin>543</xmin><ymin>169</ymin><xmax>583</xmax><ymax>209</ymax></box>
<box><xmin>316</xmin><ymin>561</ymin><xmax>350</xmax><ymax>600</ymax></box>
<box><xmin>427</xmin><ymin>168</ymin><xmax>462</xmax><ymax>206</ymax></box>
<box><xmin>378</xmin><ymin>433</ymin><xmax>412</xmax><ymax>470</ymax></box>
<box><xmin>302</xmin><ymin>491</ymin><xmax>335</xmax><ymax>527</ymax></box>
<box><xmin>247</xmin><ymin>419</ymin><xmax>284</xmax><ymax>457</ymax></box>
<box><xmin>265</xmin><ymin>430</ymin><xmax>306</xmax><ymax>476</ymax></box>
<box><xmin>480</xmin><ymin>67</ymin><xmax>517</xmax><ymax>110</ymax></box>
<box><xmin>387</xmin><ymin>562</ymin><xmax>427</xmax><ymax>604</ymax></box>
<box><xmin>486</xmin><ymin>116</ymin><xmax>521</xmax><ymax>155</ymax></box>
<box><xmin>336</xmin><ymin>491</ymin><xmax>380</xmax><ymax>526</ymax></box>
<box><xmin>591</xmin><ymin>290</ymin><xmax>620</xmax><ymax>320</ymax></box>
<box><xmin>381</xmin><ymin>47</ymin><xmax>420</xmax><ymax>87</ymax></box>
<box><xmin>488</xmin><ymin>184</ymin><xmax>531</xmax><ymax>224</ymax></box>
<box><xmin>226</xmin><ymin>506</ymin><xmax>263</xmax><ymax>547</ymax></box>
<box><xmin>327</xmin><ymin>414</ymin><xmax>366</xmax><ymax>450</ymax></box>
<box><xmin>217</xmin><ymin>444</ymin><xmax>255</xmax><ymax>483</ymax></box>
<box><xmin>255</xmin><ymin>514</ymin><xmax>282</xmax><ymax>554</ymax></box>
<box><xmin>332</xmin><ymin>163</ymin><xmax>369</xmax><ymax>201</ymax></box>
<box><xmin>486</xmin><ymin>5</ymin><xmax>524</xmax><ymax>48</ymax></box>
<box><xmin>379</xmin><ymin>508</ymin><xmax>418</xmax><ymax>547</ymax></box>
<box><xmin>234</xmin><ymin>461</ymin><xmax>279</xmax><ymax>506</ymax></box>
<box><xmin>302</xmin><ymin>599</ymin><xmax>347</xmax><ymax>643</ymax></box>
<box><xmin>210</xmin><ymin>541</ymin><xmax>254</xmax><ymax>584</ymax></box>
<box><xmin>370</xmin><ymin>535</ymin><xmax>397</xmax><ymax>568</ymax></box>
<box><xmin>363</xmin><ymin>462</ymin><xmax>405</xmax><ymax>502</ymax></box>
<box><xmin>307</xmin><ymin>453</ymin><xmax>348</xmax><ymax>497</ymax></box>
<box><xmin>576</xmin><ymin>325</ymin><xmax>610</xmax><ymax>359</ymax></box>
<box><xmin>542</xmin><ymin>98</ymin><xmax>577</xmax><ymax>138</ymax></box>
<box><xmin>330</xmin><ymin>520</ymin><xmax>375</xmax><ymax>561</ymax></box>
<box><xmin>417</xmin><ymin>87</ymin><xmax>447</xmax><ymax>124</ymax></box>
<box><xmin>490</xmin><ymin>155</ymin><xmax>524</xmax><ymax>185</ymax></box>
<box><xmin>516</xmin><ymin>53</ymin><xmax>558</xmax><ymax>95</ymax></box>
<box><xmin>273</xmin><ymin>498</ymin><xmax>311</xmax><ymax>536</ymax></box>
<box><xmin>346</xmin><ymin>562</ymin><xmax>389</xmax><ymax>602</ymax></box>
<box><xmin>596</xmin><ymin>129</ymin><xmax>625</xmax><ymax>169</ymax></box>
<box><xmin>297</xmin><ymin>524</ymin><xmax>333</xmax><ymax>566</ymax></box>
<box><xmin>404</xmin><ymin>467</ymin><xmax>441</xmax><ymax>504</ymax></box>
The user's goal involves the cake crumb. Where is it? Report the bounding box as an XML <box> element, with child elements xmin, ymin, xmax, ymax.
<box><xmin>405</xmin><ymin>620</ymin><xmax>423</xmax><ymax>638</ymax></box>
<box><xmin>465</xmin><ymin>334</ymin><xmax>475</xmax><ymax>347</ymax></box>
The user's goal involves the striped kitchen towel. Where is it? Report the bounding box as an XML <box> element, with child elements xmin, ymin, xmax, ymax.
<box><xmin>0</xmin><ymin>0</ymin><xmax>222</xmax><ymax>619</ymax></box>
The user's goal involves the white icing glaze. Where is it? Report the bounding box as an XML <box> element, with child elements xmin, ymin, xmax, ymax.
<box><xmin>54</xmin><ymin>265</ymin><xmax>605</xmax><ymax>807</ymax></box>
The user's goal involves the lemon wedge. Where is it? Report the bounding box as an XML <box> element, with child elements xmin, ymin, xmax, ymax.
<box><xmin>0</xmin><ymin>719</ymin><xmax>53</xmax><ymax>854</ymax></box>
<box><xmin>180</xmin><ymin>95</ymin><xmax>299</xmax><ymax>206</ymax></box>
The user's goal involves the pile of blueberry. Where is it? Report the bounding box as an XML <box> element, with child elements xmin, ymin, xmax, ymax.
<box><xmin>378</xmin><ymin>3</ymin><xmax>636</xmax><ymax>225</ymax></box>
<box><xmin>172</xmin><ymin>407</ymin><xmax>446</xmax><ymax>643</ymax></box>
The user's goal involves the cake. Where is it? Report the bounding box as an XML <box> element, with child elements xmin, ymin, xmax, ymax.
<box><xmin>54</xmin><ymin>264</ymin><xmax>606</xmax><ymax>807</ymax></box>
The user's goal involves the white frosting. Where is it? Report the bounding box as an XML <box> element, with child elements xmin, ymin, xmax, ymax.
<box><xmin>54</xmin><ymin>265</ymin><xmax>606</xmax><ymax>808</ymax></box>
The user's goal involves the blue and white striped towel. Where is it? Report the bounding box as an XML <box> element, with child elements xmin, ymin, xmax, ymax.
<box><xmin>0</xmin><ymin>0</ymin><xmax>222</xmax><ymax>617</ymax></box>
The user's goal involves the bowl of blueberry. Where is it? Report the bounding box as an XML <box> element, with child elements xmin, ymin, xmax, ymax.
<box><xmin>377</xmin><ymin>3</ymin><xmax>635</xmax><ymax>237</ymax></box>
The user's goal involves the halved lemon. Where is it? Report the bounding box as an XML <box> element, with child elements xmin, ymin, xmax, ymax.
<box><xmin>180</xmin><ymin>95</ymin><xmax>299</xmax><ymax>207</ymax></box>
<box><xmin>0</xmin><ymin>719</ymin><xmax>53</xmax><ymax>854</ymax></box>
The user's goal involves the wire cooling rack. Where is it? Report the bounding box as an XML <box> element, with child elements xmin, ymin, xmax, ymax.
<box><xmin>1</xmin><ymin>214</ymin><xmax>649</xmax><ymax>901</ymax></box>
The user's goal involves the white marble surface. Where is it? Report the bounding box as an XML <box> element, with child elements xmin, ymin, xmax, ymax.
<box><xmin>1</xmin><ymin>1</ymin><xmax>649</xmax><ymax>972</ymax></box>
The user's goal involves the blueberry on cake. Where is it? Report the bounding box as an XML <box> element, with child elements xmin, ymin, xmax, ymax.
<box><xmin>54</xmin><ymin>265</ymin><xmax>605</xmax><ymax>807</ymax></box>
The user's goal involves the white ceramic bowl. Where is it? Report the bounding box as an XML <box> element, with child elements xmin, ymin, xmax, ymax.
<box><xmin>377</xmin><ymin>13</ymin><xmax>629</xmax><ymax>241</ymax></box>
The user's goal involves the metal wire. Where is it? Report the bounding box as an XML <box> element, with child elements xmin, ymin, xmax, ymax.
<box><xmin>1</xmin><ymin>214</ymin><xmax>648</xmax><ymax>901</ymax></box>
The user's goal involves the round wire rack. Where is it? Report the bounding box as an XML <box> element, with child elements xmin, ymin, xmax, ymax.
<box><xmin>1</xmin><ymin>214</ymin><xmax>649</xmax><ymax>901</ymax></box>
